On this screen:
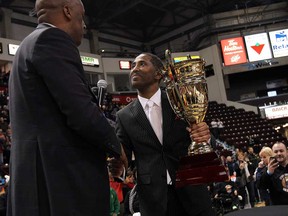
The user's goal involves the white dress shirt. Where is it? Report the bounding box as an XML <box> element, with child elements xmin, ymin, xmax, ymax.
<box><xmin>138</xmin><ymin>89</ymin><xmax>172</xmax><ymax>184</ymax></box>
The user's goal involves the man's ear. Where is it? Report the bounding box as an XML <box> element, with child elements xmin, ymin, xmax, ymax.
<box><xmin>155</xmin><ymin>70</ymin><xmax>163</xmax><ymax>80</ymax></box>
<box><xmin>63</xmin><ymin>5</ymin><xmax>72</xmax><ymax>20</ymax></box>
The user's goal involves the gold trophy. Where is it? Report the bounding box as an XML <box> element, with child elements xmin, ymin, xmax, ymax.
<box><xmin>162</xmin><ymin>50</ymin><xmax>228</xmax><ymax>187</ymax></box>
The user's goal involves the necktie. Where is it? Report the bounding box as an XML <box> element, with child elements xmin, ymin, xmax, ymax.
<box><xmin>146</xmin><ymin>100</ymin><xmax>171</xmax><ymax>184</ymax></box>
<box><xmin>146</xmin><ymin>100</ymin><xmax>162</xmax><ymax>144</ymax></box>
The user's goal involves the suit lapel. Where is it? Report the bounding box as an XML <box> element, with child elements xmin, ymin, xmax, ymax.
<box><xmin>161</xmin><ymin>91</ymin><xmax>174</xmax><ymax>145</ymax></box>
<box><xmin>130</xmin><ymin>99</ymin><xmax>162</xmax><ymax>146</ymax></box>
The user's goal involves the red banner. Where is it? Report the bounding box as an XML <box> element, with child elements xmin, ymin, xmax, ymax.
<box><xmin>221</xmin><ymin>37</ymin><xmax>247</xmax><ymax>66</ymax></box>
<box><xmin>111</xmin><ymin>93</ymin><xmax>137</xmax><ymax>105</ymax></box>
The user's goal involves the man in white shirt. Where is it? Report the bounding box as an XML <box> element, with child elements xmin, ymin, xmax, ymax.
<box><xmin>116</xmin><ymin>53</ymin><xmax>215</xmax><ymax>216</ymax></box>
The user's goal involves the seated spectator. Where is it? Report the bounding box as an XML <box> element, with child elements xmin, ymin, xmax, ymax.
<box><xmin>213</xmin><ymin>181</ymin><xmax>241</xmax><ymax>213</ymax></box>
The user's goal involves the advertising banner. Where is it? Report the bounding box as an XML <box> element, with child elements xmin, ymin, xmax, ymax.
<box><xmin>269</xmin><ymin>29</ymin><xmax>288</xmax><ymax>58</ymax></box>
<box><xmin>264</xmin><ymin>104</ymin><xmax>288</xmax><ymax>119</ymax></box>
<box><xmin>244</xmin><ymin>33</ymin><xmax>272</xmax><ymax>62</ymax></box>
<box><xmin>220</xmin><ymin>37</ymin><xmax>247</xmax><ymax>66</ymax></box>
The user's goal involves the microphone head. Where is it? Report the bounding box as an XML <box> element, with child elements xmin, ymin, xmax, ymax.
<box><xmin>97</xmin><ymin>79</ymin><xmax>108</xmax><ymax>89</ymax></box>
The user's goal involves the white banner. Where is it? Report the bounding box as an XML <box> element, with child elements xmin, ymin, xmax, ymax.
<box><xmin>244</xmin><ymin>33</ymin><xmax>272</xmax><ymax>62</ymax></box>
<box><xmin>264</xmin><ymin>104</ymin><xmax>288</xmax><ymax>119</ymax></box>
<box><xmin>269</xmin><ymin>29</ymin><xmax>288</xmax><ymax>58</ymax></box>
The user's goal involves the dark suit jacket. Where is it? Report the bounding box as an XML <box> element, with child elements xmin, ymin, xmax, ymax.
<box><xmin>116</xmin><ymin>91</ymin><xmax>214</xmax><ymax>216</ymax></box>
<box><xmin>8</xmin><ymin>24</ymin><xmax>121</xmax><ymax>216</ymax></box>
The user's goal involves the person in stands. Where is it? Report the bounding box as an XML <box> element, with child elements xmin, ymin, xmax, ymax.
<box><xmin>259</xmin><ymin>142</ymin><xmax>288</xmax><ymax>205</ymax></box>
<box><xmin>110</xmin><ymin>187</ymin><xmax>120</xmax><ymax>216</ymax></box>
<box><xmin>255</xmin><ymin>147</ymin><xmax>274</xmax><ymax>206</ymax></box>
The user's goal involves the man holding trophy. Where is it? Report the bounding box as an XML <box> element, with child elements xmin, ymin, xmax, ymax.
<box><xmin>116</xmin><ymin>52</ymin><xmax>216</xmax><ymax>216</ymax></box>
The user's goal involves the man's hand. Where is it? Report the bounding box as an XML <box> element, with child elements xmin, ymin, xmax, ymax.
<box><xmin>187</xmin><ymin>122</ymin><xmax>211</xmax><ymax>143</ymax></box>
<box><xmin>107</xmin><ymin>144</ymin><xmax>128</xmax><ymax>180</ymax></box>
<box><xmin>267</xmin><ymin>157</ymin><xmax>278</xmax><ymax>175</ymax></box>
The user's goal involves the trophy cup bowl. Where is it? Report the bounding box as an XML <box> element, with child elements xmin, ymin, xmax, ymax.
<box><xmin>162</xmin><ymin>50</ymin><xmax>229</xmax><ymax>187</ymax></box>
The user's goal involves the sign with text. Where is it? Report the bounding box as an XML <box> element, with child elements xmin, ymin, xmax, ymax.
<box><xmin>220</xmin><ymin>37</ymin><xmax>247</xmax><ymax>66</ymax></box>
<box><xmin>269</xmin><ymin>29</ymin><xmax>288</xmax><ymax>58</ymax></box>
<box><xmin>264</xmin><ymin>104</ymin><xmax>288</xmax><ymax>119</ymax></box>
<box><xmin>111</xmin><ymin>94</ymin><xmax>137</xmax><ymax>105</ymax></box>
<box><xmin>8</xmin><ymin>44</ymin><xmax>20</xmax><ymax>56</ymax></box>
<box><xmin>244</xmin><ymin>33</ymin><xmax>272</xmax><ymax>62</ymax></box>
<box><xmin>119</xmin><ymin>60</ymin><xmax>131</xmax><ymax>70</ymax></box>
<box><xmin>81</xmin><ymin>56</ymin><xmax>99</xmax><ymax>66</ymax></box>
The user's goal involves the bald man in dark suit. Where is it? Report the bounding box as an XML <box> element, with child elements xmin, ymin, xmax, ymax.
<box><xmin>8</xmin><ymin>0</ymin><xmax>123</xmax><ymax>215</ymax></box>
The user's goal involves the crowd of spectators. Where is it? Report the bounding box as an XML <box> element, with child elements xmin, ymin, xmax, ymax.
<box><xmin>106</xmin><ymin>130</ymin><xmax>287</xmax><ymax>215</ymax></box>
<box><xmin>0</xmin><ymin>71</ymin><xmax>10</xmax><ymax>215</ymax></box>
<box><xmin>0</xmin><ymin>71</ymin><xmax>11</xmax><ymax>165</ymax></box>
<box><xmin>209</xmin><ymin>140</ymin><xmax>288</xmax><ymax>214</ymax></box>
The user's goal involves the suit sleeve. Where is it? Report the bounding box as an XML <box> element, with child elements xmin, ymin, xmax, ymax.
<box><xmin>32</xmin><ymin>27</ymin><xmax>120</xmax><ymax>156</ymax></box>
<box><xmin>115</xmin><ymin>111</ymin><xmax>134</xmax><ymax>166</ymax></box>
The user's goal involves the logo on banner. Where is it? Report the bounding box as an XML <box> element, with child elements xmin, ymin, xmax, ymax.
<box><xmin>280</xmin><ymin>173</ymin><xmax>288</xmax><ymax>192</ymax></box>
<box><xmin>269</xmin><ymin>29</ymin><xmax>288</xmax><ymax>58</ymax></box>
<box><xmin>275</xmin><ymin>31</ymin><xmax>288</xmax><ymax>42</ymax></box>
<box><xmin>231</xmin><ymin>54</ymin><xmax>241</xmax><ymax>63</ymax></box>
<box><xmin>251</xmin><ymin>43</ymin><xmax>265</xmax><ymax>55</ymax></box>
<box><xmin>244</xmin><ymin>33</ymin><xmax>272</xmax><ymax>61</ymax></box>
<box><xmin>241</xmin><ymin>60</ymin><xmax>279</xmax><ymax>70</ymax></box>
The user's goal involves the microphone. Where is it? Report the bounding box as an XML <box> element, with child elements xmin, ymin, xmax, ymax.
<box><xmin>97</xmin><ymin>79</ymin><xmax>108</xmax><ymax>107</ymax></box>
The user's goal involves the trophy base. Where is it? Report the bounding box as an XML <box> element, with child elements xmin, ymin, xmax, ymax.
<box><xmin>176</xmin><ymin>152</ymin><xmax>229</xmax><ymax>188</ymax></box>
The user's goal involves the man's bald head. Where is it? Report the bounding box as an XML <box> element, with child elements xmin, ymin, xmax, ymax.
<box><xmin>35</xmin><ymin>0</ymin><xmax>86</xmax><ymax>46</ymax></box>
<box><xmin>35</xmin><ymin>0</ymin><xmax>66</xmax><ymax>23</ymax></box>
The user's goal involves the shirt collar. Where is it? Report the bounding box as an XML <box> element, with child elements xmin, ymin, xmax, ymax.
<box><xmin>40</xmin><ymin>22</ymin><xmax>56</xmax><ymax>28</ymax></box>
<box><xmin>138</xmin><ymin>88</ymin><xmax>161</xmax><ymax>109</ymax></box>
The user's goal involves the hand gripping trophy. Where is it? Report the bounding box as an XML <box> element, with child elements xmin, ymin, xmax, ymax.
<box><xmin>162</xmin><ymin>50</ymin><xmax>228</xmax><ymax>187</ymax></box>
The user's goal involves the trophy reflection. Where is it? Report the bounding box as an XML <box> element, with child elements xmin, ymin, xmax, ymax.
<box><xmin>162</xmin><ymin>50</ymin><xmax>228</xmax><ymax>187</ymax></box>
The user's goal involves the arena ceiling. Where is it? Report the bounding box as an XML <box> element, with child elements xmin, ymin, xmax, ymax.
<box><xmin>1</xmin><ymin>0</ymin><xmax>288</xmax><ymax>43</ymax></box>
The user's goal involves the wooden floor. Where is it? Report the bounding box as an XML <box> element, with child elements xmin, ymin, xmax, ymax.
<box><xmin>254</xmin><ymin>201</ymin><xmax>266</xmax><ymax>207</ymax></box>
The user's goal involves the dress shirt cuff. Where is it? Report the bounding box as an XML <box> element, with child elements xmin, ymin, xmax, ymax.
<box><xmin>267</xmin><ymin>170</ymin><xmax>273</xmax><ymax>176</ymax></box>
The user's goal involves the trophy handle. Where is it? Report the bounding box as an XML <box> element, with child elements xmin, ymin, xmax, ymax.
<box><xmin>165</xmin><ymin>49</ymin><xmax>173</xmax><ymax>66</ymax></box>
<box><xmin>165</xmin><ymin>49</ymin><xmax>178</xmax><ymax>83</ymax></box>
